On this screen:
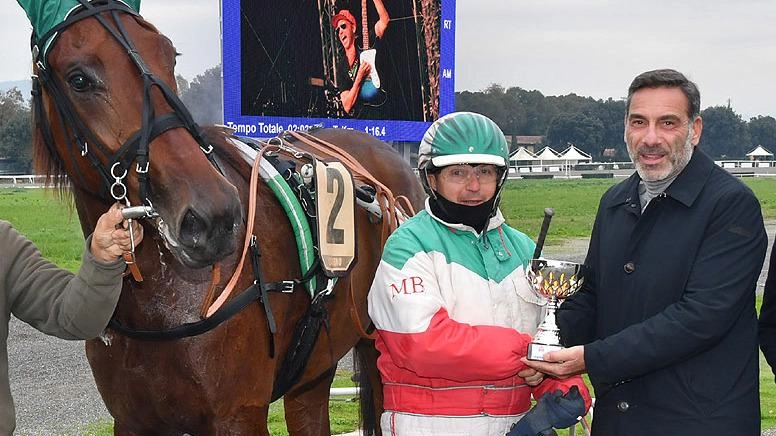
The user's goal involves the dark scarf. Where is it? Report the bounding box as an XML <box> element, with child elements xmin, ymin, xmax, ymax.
<box><xmin>429</xmin><ymin>193</ymin><xmax>498</xmax><ymax>234</ymax></box>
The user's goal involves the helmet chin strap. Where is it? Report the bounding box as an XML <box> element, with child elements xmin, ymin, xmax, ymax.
<box><xmin>429</xmin><ymin>192</ymin><xmax>498</xmax><ymax>234</ymax></box>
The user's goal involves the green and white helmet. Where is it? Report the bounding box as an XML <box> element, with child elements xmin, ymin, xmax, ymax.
<box><xmin>418</xmin><ymin>111</ymin><xmax>509</xmax><ymax>170</ymax></box>
<box><xmin>418</xmin><ymin>112</ymin><xmax>509</xmax><ymax>197</ymax></box>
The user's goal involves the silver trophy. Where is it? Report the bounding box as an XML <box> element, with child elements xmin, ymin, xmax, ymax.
<box><xmin>526</xmin><ymin>258</ymin><xmax>584</xmax><ymax>361</ymax></box>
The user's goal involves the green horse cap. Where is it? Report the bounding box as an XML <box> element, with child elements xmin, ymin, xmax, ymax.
<box><xmin>418</xmin><ymin>111</ymin><xmax>509</xmax><ymax>169</ymax></box>
<box><xmin>17</xmin><ymin>0</ymin><xmax>140</xmax><ymax>46</ymax></box>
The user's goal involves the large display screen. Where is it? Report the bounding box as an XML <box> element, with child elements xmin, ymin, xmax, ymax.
<box><xmin>222</xmin><ymin>0</ymin><xmax>455</xmax><ymax>141</ymax></box>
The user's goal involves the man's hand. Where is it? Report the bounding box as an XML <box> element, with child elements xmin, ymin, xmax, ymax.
<box><xmin>356</xmin><ymin>62</ymin><xmax>372</xmax><ymax>83</ymax></box>
<box><xmin>521</xmin><ymin>345</ymin><xmax>586</xmax><ymax>379</ymax></box>
<box><xmin>90</xmin><ymin>203</ymin><xmax>144</xmax><ymax>263</ymax></box>
<box><xmin>518</xmin><ymin>367</ymin><xmax>545</xmax><ymax>387</ymax></box>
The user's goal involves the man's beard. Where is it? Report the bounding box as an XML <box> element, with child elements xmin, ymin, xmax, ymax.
<box><xmin>630</xmin><ymin>129</ymin><xmax>694</xmax><ymax>182</ymax></box>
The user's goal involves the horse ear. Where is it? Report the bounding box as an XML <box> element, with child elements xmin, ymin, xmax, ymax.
<box><xmin>17</xmin><ymin>0</ymin><xmax>141</xmax><ymax>41</ymax></box>
<box><xmin>17</xmin><ymin>0</ymin><xmax>73</xmax><ymax>38</ymax></box>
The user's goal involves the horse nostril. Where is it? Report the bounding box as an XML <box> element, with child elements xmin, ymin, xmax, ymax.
<box><xmin>179</xmin><ymin>209</ymin><xmax>206</xmax><ymax>248</ymax></box>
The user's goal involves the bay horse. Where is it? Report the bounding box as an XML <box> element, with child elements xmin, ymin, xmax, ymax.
<box><xmin>22</xmin><ymin>0</ymin><xmax>425</xmax><ymax>434</ymax></box>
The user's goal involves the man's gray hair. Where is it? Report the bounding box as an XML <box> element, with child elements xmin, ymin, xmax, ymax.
<box><xmin>626</xmin><ymin>69</ymin><xmax>701</xmax><ymax>119</ymax></box>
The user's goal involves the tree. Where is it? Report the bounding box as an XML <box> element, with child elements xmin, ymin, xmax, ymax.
<box><xmin>698</xmin><ymin>106</ymin><xmax>750</xmax><ymax>158</ymax></box>
<box><xmin>514</xmin><ymin>89</ymin><xmax>549</xmax><ymax>136</ymax></box>
<box><xmin>0</xmin><ymin>88</ymin><xmax>32</xmax><ymax>173</ymax></box>
<box><xmin>176</xmin><ymin>74</ymin><xmax>190</xmax><ymax>97</ymax></box>
<box><xmin>747</xmin><ymin>115</ymin><xmax>776</xmax><ymax>151</ymax></box>
<box><xmin>587</xmin><ymin>98</ymin><xmax>627</xmax><ymax>160</ymax></box>
<box><xmin>455</xmin><ymin>83</ymin><xmax>770</xmax><ymax>162</ymax></box>
<box><xmin>545</xmin><ymin>112</ymin><xmax>603</xmax><ymax>153</ymax></box>
<box><xmin>456</xmin><ymin>85</ymin><xmax>518</xmax><ymax>134</ymax></box>
<box><xmin>179</xmin><ymin>64</ymin><xmax>223</xmax><ymax>124</ymax></box>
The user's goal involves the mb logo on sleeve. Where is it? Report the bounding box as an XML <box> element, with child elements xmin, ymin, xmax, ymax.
<box><xmin>390</xmin><ymin>277</ymin><xmax>425</xmax><ymax>299</ymax></box>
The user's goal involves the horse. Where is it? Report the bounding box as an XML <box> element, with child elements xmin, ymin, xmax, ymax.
<box><xmin>23</xmin><ymin>0</ymin><xmax>425</xmax><ymax>434</ymax></box>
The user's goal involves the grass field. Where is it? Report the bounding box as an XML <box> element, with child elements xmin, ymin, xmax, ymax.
<box><xmin>3</xmin><ymin>178</ymin><xmax>776</xmax><ymax>433</ymax></box>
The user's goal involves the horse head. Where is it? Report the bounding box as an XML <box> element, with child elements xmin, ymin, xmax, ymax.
<box><xmin>24</xmin><ymin>0</ymin><xmax>242</xmax><ymax>269</ymax></box>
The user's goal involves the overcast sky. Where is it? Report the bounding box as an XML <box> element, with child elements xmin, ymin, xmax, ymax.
<box><xmin>3</xmin><ymin>0</ymin><xmax>776</xmax><ymax>120</ymax></box>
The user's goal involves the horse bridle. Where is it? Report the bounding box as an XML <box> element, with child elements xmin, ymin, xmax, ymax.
<box><xmin>29</xmin><ymin>0</ymin><xmax>219</xmax><ymax>209</ymax></box>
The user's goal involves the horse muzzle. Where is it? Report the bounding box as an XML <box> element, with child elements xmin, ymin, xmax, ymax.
<box><xmin>158</xmin><ymin>197</ymin><xmax>243</xmax><ymax>269</ymax></box>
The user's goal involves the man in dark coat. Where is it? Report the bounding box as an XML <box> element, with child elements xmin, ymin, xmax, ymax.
<box><xmin>761</xmin><ymin>245</ymin><xmax>776</xmax><ymax>379</ymax></box>
<box><xmin>524</xmin><ymin>68</ymin><xmax>767</xmax><ymax>436</ymax></box>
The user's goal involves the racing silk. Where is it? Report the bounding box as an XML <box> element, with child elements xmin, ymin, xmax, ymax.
<box><xmin>368</xmin><ymin>202</ymin><xmax>586</xmax><ymax>420</ymax></box>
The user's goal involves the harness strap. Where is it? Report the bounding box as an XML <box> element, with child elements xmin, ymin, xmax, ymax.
<box><xmin>270</xmin><ymin>289</ymin><xmax>332</xmax><ymax>402</ymax></box>
<box><xmin>108</xmin><ymin>244</ymin><xmax>293</xmax><ymax>341</ymax></box>
<box><xmin>285</xmin><ymin>130</ymin><xmax>417</xmax><ymax>339</ymax></box>
<box><xmin>204</xmin><ymin>145</ymin><xmax>265</xmax><ymax>318</ymax></box>
<box><xmin>287</xmin><ymin>130</ymin><xmax>416</xmax><ymax>237</ymax></box>
<box><xmin>349</xmin><ymin>280</ymin><xmax>377</xmax><ymax>340</ymax></box>
<box><xmin>108</xmin><ymin>281</ymin><xmax>263</xmax><ymax>340</ymax></box>
<box><xmin>250</xmin><ymin>235</ymin><xmax>278</xmax><ymax>358</ymax></box>
<box><xmin>199</xmin><ymin>263</ymin><xmax>221</xmax><ymax>318</ymax></box>
<box><xmin>260</xmin><ymin>154</ymin><xmax>320</xmax><ymax>295</ymax></box>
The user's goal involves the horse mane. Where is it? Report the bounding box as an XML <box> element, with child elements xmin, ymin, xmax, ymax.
<box><xmin>30</xmin><ymin>103</ymin><xmax>71</xmax><ymax>196</ymax></box>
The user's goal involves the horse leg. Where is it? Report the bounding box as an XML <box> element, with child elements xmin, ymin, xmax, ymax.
<box><xmin>354</xmin><ymin>339</ymin><xmax>383</xmax><ymax>436</ymax></box>
<box><xmin>283</xmin><ymin>367</ymin><xmax>336</xmax><ymax>436</ymax></box>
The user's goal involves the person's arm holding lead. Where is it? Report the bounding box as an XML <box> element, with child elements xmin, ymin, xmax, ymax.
<box><xmin>6</xmin><ymin>203</ymin><xmax>143</xmax><ymax>339</ymax></box>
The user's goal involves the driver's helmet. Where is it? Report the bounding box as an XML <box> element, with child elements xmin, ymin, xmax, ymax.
<box><xmin>418</xmin><ymin>112</ymin><xmax>509</xmax><ymax>195</ymax></box>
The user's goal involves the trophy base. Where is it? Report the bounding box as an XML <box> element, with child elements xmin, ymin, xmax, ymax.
<box><xmin>527</xmin><ymin>342</ymin><xmax>563</xmax><ymax>361</ymax></box>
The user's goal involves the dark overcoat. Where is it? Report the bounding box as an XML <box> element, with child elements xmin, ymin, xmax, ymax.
<box><xmin>559</xmin><ymin>149</ymin><xmax>767</xmax><ymax>436</ymax></box>
<box><xmin>759</xmin><ymin>230</ymin><xmax>776</xmax><ymax>377</ymax></box>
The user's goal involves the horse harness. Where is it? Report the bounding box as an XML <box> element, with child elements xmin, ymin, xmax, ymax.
<box><xmin>109</xmin><ymin>129</ymin><xmax>414</xmax><ymax>400</ymax></box>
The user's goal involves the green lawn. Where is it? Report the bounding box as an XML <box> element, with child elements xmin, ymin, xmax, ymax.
<box><xmin>4</xmin><ymin>180</ymin><xmax>776</xmax><ymax>434</ymax></box>
<box><xmin>0</xmin><ymin>188</ymin><xmax>83</xmax><ymax>271</ymax></box>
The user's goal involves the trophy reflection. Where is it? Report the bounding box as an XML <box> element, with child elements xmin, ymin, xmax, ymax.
<box><xmin>526</xmin><ymin>258</ymin><xmax>584</xmax><ymax>361</ymax></box>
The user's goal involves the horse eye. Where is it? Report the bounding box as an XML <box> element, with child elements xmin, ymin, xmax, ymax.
<box><xmin>68</xmin><ymin>73</ymin><xmax>92</xmax><ymax>92</ymax></box>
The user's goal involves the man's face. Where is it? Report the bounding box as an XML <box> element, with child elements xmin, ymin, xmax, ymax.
<box><xmin>624</xmin><ymin>86</ymin><xmax>703</xmax><ymax>181</ymax></box>
<box><xmin>336</xmin><ymin>19</ymin><xmax>356</xmax><ymax>49</ymax></box>
<box><xmin>427</xmin><ymin>164</ymin><xmax>499</xmax><ymax>205</ymax></box>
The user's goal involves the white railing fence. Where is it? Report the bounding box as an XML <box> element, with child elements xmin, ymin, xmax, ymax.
<box><xmin>0</xmin><ymin>174</ymin><xmax>48</xmax><ymax>186</ymax></box>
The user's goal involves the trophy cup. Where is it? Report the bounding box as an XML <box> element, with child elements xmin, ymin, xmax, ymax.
<box><xmin>526</xmin><ymin>258</ymin><xmax>584</xmax><ymax>361</ymax></box>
